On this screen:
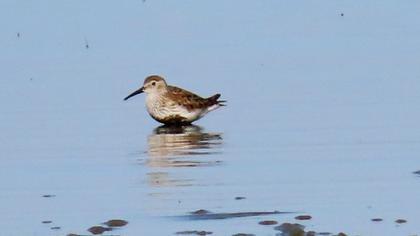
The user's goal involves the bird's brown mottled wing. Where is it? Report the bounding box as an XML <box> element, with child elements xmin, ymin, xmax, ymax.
<box><xmin>167</xmin><ymin>86</ymin><xmax>214</xmax><ymax>111</ymax></box>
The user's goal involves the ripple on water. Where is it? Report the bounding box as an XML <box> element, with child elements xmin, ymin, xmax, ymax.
<box><xmin>179</xmin><ymin>210</ymin><xmax>288</xmax><ymax>220</ymax></box>
<box><xmin>175</xmin><ymin>230</ymin><xmax>213</xmax><ymax>235</ymax></box>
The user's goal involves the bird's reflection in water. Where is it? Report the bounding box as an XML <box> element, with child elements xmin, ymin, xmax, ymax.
<box><xmin>147</xmin><ymin>125</ymin><xmax>223</xmax><ymax>166</ymax></box>
<box><xmin>145</xmin><ymin>125</ymin><xmax>223</xmax><ymax>187</ymax></box>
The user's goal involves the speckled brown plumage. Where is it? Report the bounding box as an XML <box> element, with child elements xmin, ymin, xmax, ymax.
<box><xmin>124</xmin><ymin>75</ymin><xmax>225</xmax><ymax>125</ymax></box>
<box><xmin>166</xmin><ymin>86</ymin><xmax>221</xmax><ymax>112</ymax></box>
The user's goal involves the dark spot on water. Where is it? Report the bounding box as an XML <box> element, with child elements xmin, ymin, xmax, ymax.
<box><xmin>84</xmin><ymin>37</ymin><xmax>89</xmax><ymax>49</ymax></box>
<box><xmin>184</xmin><ymin>210</ymin><xmax>286</xmax><ymax>220</ymax></box>
<box><xmin>395</xmin><ymin>219</ymin><xmax>407</xmax><ymax>224</ymax></box>
<box><xmin>295</xmin><ymin>215</ymin><xmax>312</xmax><ymax>220</ymax></box>
<box><xmin>88</xmin><ymin>226</ymin><xmax>112</xmax><ymax>235</ymax></box>
<box><xmin>42</xmin><ymin>194</ymin><xmax>56</xmax><ymax>198</ymax></box>
<box><xmin>340</xmin><ymin>13</ymin><xmax>344</xmax><ymax>16</ymax></box>
<box><xmin>317</xmin><ymin>232</ymin><xmax>332</xmax><ymax>235</ymax></box>
<box><xmin>232</xmin><ymin>234</ymin><xmax>255</xmax><ymax>236</ymax></box>
<box><xmin>42</xmin><ymin>220</ymin><xmax>52</xmax><ymax>224</ymax></box>
<box><xmin>258</xmin><ymin>220</ymin><xmax>277</xmax><ymax>225</ymax></box>
<box><xmin>191</xmin><ymin>209</ymin><xmax>211</xmax><ymax>215</ymax></box>
<box><xmin>66</xmin><ymin>234</ymin><xmax>80</xmax><ymax>236</ymax></box>
<box><xmin>413</xmin><ymin>170</ymin><xmax>420</xmax><ymax>175</ymax></box>
<box><xmin>50</xmin><ymin>226</ymin><xmax>61</xmax><ymax>230</ymax></box>
<box><xmin>273</xmin><ymin>222</ymin><xmax>343</xmax><ymax>236</ymax></box>
<box><xmin>371</xmin><ymin>218</ymin><xmax>383</xmax><ymax>222</ymax></box>
<box><xmin>175</xmin><ymin>230</ymin><xmax>212</xmax><ymax>235</ymax></box>
<box><xmin>274</xmin><ymin>223</ymin><xmax>305</xmax><ymax>236</ymax></box>
<box><xmin>306</xmin><ymin>231</ymin><xmax>316</xmax><ymax>236</ymax></box>
<box><xmin>103</xmin><ymin>219</ymin><xmax>128</xmax><ymax>227</ymax></box>
<box><xmin>235</xmin><ymin>196</ymin><xmax>246</xmax><ymax>200</ymax></box>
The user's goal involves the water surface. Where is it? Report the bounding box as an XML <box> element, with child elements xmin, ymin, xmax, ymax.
<box><xmin>1</xmin><ymin>1</ymin><xmax>420</xmax><ymax>235</ymax></box>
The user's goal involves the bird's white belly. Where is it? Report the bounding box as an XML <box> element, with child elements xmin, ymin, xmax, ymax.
<box><xmin>145</xmin><ymin>95</ymin><xmax>203</xmax><ymax>123</ymax></box>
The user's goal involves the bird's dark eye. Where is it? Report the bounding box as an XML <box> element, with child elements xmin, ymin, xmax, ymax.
<box><xmin>152</xmin><ymin>82</ymin><xmax>156</xmax><ymax>86</ymax></box>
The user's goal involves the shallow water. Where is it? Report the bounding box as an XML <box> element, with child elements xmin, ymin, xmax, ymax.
<box><xmin>2</xmin><ymin>1</ymin><xmax>420</xmax><ymax>236</ymax></box>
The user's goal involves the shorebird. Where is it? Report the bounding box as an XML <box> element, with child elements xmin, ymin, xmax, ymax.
<box><xmin>124</xmin><ymin>75</ymin><xmax>225</xmax><ymax>125</ymax></box>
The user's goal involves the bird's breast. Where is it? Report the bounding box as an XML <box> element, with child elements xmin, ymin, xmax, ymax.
<box><xmin>145</xmin><ymin>94</ymin><xmax>165</xmax><ymax>117</ymax></box>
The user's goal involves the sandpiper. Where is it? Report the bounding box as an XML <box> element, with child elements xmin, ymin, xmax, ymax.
<box><xmin>124</xmin><ymin>75</ymin><xmax>225</xmax><ymax>125</ymax></box>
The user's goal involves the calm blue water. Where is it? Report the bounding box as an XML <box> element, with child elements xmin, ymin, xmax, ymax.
<box><xmin>1</xmin><ymin>1</ymin><xmax>420</xmax><ymax>235</ymax></box>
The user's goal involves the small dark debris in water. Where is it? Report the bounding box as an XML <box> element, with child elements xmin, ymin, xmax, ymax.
<box><xmin>84</xmin><ymin>37</ymin><xmax>89</xmax><ymax>49</ymax></box>
<box><xmin>42</xmin><ymin>220</ymin><xmax>52</xmax><ymax>224</ymax></box>
<box><xmin>232</xmin><ymin>234</ymin><xmax>255</xmax><ymax>236</ymax></box>
<box><xmin>66</xmin><ymin>234</ymin><xmax>80</xmax><ymax>236</ymax></box>
<box><xmin>17</xmin><ymin>32</ymin><xmax>20</xmax><ymax>38</ymax></box>
<box><xmin>318</xmin><ymin>232</ymin><xmax>332</xmax><ymax>235</ymax></box>
<box><xmin>395</xmin><ymin>219</ymin><xmax>407</xmax><ymax>224</ymax></box>
<box><xmin>50</xmin><ymin>226</ymin><xmax>61</xmax><ymax>230</ymax></box>
<box><xmin>340</xmin><ymin>13</ymin><xmax>344</xmax><ymax>16</ymax></box>
<box><xmin>274</xmin><ymin>222</ymin><xmax>340</xmax><ymax>236</ymax></box>
<box><xmin>88</xmin><ymin>226</ymin><xmax>112</xmax><ymax>235</ymax></box>
<box><xmin>295</xmin><ymin>215</ymin><xmax>312</xmax><ymax>220</ymax></box>
<box><xmin>306</xmin><ymin>231</ymin><xmax>316</xmax><ymax>236</ymax></box>
<box><xmin>413</xmin><ymin>170</ymin><xmax>420</xmax><ymax>175</ymax></box>
<box><xmin>274</xmin><ymin>223</ymin><xmax>305</xmax><ymax>232</ymax></box>
<box><xmin>186</xmin><ymin>210</ymin><xmax>284</xmax><ymax>220</ymax></box>
<box><xmin>258</xmin><ymin>220</ymin><xmax>277</xmax><ymax>225</ymax></box>
<box><xmin>191</xmin><ymin>209</ymin><xmax>211</xmax><ymax>215</ymax></box>
<box><xmin>103</xmin><ymin>219</ymin><xmax>128</xmax><ymax>227</ymax></box>
<box><xmin>235</xmin><ymin>196</ymin><xmax>246</xmax><ymax>200</ymax></box>
<box><xmin>42</xmin><ymin>194</ymin><xmax>56</xmax><ymax>198</ymax></box>
<box><xmin>371</xmin><ymin>218</ymin><xmax>383</xmax><ymax>222</ymax></box>
<box><xmin>175</xmin><ymin>230</ymin><xmax>212</xmax><ymax>235</ymax></box>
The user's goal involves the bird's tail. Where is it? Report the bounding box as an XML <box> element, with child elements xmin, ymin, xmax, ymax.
<box><xmin>207</xmin><ymin>94</ymin><xmax>226</xmax><ymax>106</ymax></box>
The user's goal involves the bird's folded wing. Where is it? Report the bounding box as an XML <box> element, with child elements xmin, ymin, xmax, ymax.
<box><xmin>167</xmin><ymin>86</ymin><xmax>209</xmax><ymax>110</ymax></box>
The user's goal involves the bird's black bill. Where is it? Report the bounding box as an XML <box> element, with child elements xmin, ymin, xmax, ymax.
<box><xmin>124</xmin><ymin>87</ymin><xmax>144</xmax><ymax>101</ymax></box>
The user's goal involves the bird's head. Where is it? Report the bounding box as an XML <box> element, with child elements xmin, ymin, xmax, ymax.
<box><xmin>124</xmin><ymin>75</ymin><xmax>167</xmax><ymax>100</ymax></box>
